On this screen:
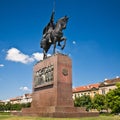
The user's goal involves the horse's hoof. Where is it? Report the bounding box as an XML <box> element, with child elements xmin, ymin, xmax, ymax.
<box><xmin>58</xmin><ymin>43</ymin><xmax>61</xmax><ymax>46</ymax></box>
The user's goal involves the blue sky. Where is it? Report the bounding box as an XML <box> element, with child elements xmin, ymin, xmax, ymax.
<box><xmin>0</xmin><ymin>0</ymin><xmax>120</xmax><ymax>100</ymax></box>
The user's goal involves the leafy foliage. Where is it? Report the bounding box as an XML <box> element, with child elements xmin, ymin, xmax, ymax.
<box><xmin>74</xmin><ymin>94</ymin><xmax>107</xmax><ymax>112</ymax></box>
<box><xmin>106</xmin><ymin>83</ymin><xmax>120</xmax><ymax>113</ymax></box>
<box><xmin>74</xmin><ymin>95</ymin><xmax>93</xmax><ymax>111</ymax></box>
<box><xmin>0</xmin><ymin>102</ymin><xmax>31</xmax><ymax>111</ymax></box>
<box><xmin>74</xmin><ymin>83</ymin><xmax>120</xmax><ymax>114</ymax></box>
<box><xmin>92</xmin><ymin>94</ymin><xmax>106</xmax><ymax>111</ymax></box>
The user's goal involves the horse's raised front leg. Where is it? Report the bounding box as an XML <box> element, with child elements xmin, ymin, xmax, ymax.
<box><xmin>61</xmin><ymin>37</ymin><xmax>66</xmax><ymax>50</ymax></box>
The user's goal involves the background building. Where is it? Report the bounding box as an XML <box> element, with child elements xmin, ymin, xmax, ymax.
<box><xmin>1</xmin><ymin>77</ymin><xmax>120</xmax><ymax>103</ymax></box>
<box><xmin>73</xmin><ymin>77</ymin><xmax>120</xmax><ymax>99</ymax></box>
<box><xmin>73</xmin><ymin>83</ymin><xmax>100</xmax><ymax>99</ymax></box>
<box><xmin>2</xmin><ymin>93</ymin><xmax>32</xmax><ymax>104</ymax></box>
<box><xmin>99</xmin><ymin>77</ymin><xmax>120</xmax><ymax>95</ymax></box>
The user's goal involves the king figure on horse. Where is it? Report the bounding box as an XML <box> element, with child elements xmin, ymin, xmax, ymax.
<box><xmin>40</xmin><ymin>11</ymin><xmax>69</xmax><ymax>59</ymax></box>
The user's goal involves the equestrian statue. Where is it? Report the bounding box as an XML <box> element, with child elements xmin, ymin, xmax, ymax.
<box><xmin>40</xmin><ymin>11</ymin><xmax>69</xmax><ymax>59</ymax></box>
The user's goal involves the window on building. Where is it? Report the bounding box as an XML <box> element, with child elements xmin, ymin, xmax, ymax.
<box><xmin>109</xmin><ymin>89</ymin><xmax>111</xmax><ymax>91</ymax></box>
<box><xmin>94</xmin><ymin>92</ymin><xmax>96</xmax><ymax>95</ymax></box>
<box><xmin>88</xmin><ymin>92</ymin><xmax>90</xmax><ymax>95</ymax></box>
<box><xmin>102</xmin><ymin>89</ymin><xmax>105</xmax><ymax>95</ymax></box>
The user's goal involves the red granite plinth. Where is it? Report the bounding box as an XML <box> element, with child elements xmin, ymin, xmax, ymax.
<box><xmin>16</xmin><ymin>53</ymin><xmax>99</xmax><ymax>117</ymax></box>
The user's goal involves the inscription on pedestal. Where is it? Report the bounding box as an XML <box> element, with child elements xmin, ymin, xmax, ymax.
<box><xmin>34</xmin><ymin>64</ymin><xmax>54</xmax><ymax>88</ymax></box>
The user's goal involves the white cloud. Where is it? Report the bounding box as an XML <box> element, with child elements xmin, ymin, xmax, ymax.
<box><xmin>20</xmin><ymin>86</ymin><xmax>31</xmax><ymax>92</ymax></box>
<box><xmin>5</xmin><ymin>47</ymin><xmax>51</xmax><ymax>64</ymax></box>
<box><xmin>72</xmin><ymin>41</ymin><xmax>76</xmax><ymax>45</ymax></box>
<box><xmin>6</xmin><ymin>48</ymin><xmax>34</xmax><ymax>64</ymax></box>
<box><xmin>47</xmin><ymin>53</ymin><xmax>51</xmax><ymax>57</ymax></box>
<box><xmin>32</xmin><ymin>52</ymin><xmax>51</xmax><ymax>61</ymax></box>
<box><xmin>32</xmin><ymin>52</ymin><xmax>44</xmax><ymax>61</ymax></box>
<box><xmin>0</xmin><ymin>64</ymin><xmax>4</xmax><ymax>67</ymax></box>
<box><xmin>116</xmin><ymin>76</ymin><xmax>119</xmax><ymax>78</ymax></box>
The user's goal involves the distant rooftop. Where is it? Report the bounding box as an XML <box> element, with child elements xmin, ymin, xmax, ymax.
<box><xmin>73</xmin><ymin>77</ymin><xmax>120</xmax><ymax>93</ymax></box>
<box><xmin>73</xmin><ymin>83</ymin><xmax>100</xmax><ymax>93</ymax></box>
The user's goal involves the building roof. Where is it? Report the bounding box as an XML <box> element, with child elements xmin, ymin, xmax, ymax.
<box><xmin>73</xmin><ymin>83</ymin><xmax>100</xmax><ymax>93</ymax></box>
<box><xmin>73</xmin><ymin>78</ymin><xmax>120</xmax><ymax>93</ymax></box>
<box><xmin>23</xmin><ymin>93</ymin><xmax>32</xmax><ymax>98</ymax></box>
<box><xmin>99</xmin><ymin>77</ymin><xmax>120</xmax><ymax>87</ymax></box>
<box><xmin>10</xmin><ymin>96</ymin><xmax>22</xmax><ymax>101</ymax></box>
<box><xmin>0</xmin><ymin>100</ymin><xmax>4</xmax><ymax>103</ymax></box>
<box><xmin>10</xmin><ymin>93</ymin><xmax>32</xmax><ymax>102</ymax></box>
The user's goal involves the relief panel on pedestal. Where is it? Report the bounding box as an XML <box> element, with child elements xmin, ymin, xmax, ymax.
<box><xmin>33</xmin><ymin>64</ymin><xmax>54</xmax><ymax>90</ymax></box>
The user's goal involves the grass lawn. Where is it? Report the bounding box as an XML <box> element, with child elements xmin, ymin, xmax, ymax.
<box><xmin>0</xmin><ymin>115</ymin><xmax>120</xmax><ymax>120</ymax></box>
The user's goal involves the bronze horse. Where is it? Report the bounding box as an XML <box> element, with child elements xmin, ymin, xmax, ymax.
<box><xmin>40</xmin><ymin>15</ymin><xmax>69</xmax><ymax>59</ymax></box>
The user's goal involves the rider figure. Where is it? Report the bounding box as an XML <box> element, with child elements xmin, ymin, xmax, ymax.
<box><xmin>43</xmin><ymin>11</ymin><xmax>55</xmax><ymax>43</ymax></box>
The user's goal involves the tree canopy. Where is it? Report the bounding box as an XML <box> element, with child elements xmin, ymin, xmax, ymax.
<box><xmin>106</xmin><ymin>83</ymin><xmax>120</xmax><ymax>113</ymax></box>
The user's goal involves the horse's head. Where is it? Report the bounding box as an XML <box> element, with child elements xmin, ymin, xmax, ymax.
<box><xmin>56</xmin><ymin>16</ymin><xmax>69</xmax><ymax>30</ymax></box>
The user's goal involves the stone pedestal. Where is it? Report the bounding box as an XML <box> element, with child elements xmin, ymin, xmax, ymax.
<box><xmin>16</xmin><ymin>53</ymin><xmax>98</xmax><ymax>117</ymax></box>
<box><xmin>31</xmin><ymin>53</ymin><xmax>73</xmax><ymax>108</ymax></box>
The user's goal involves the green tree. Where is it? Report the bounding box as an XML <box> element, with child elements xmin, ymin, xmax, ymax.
<box><xmin>5</xmin><ymin>102</ymin><xmax>11</xmax><ymax>111</ymax></box>
<box><xmin>93</xmin><ymin>94</ymin><xmax>106</xmax><ymax>112</ymax></box>
<box><xmin>74</xmin><ymin>96</ymin><xmax>81</xmax><ymax>107</ymax></box>
<box><xmin>11</xmin><ymin>103</ymin><xmax>22</xmax><ymax>111</ymax></box>
<box><xmin>74</xmin><ymin>95</ymin><xmax>93</xmax><ymax>111</ymax></box>
<box><xmin>25</xmin><ymin>102</ymin><xmax>31</xmax><ymax>108</ymax></box>
<box><xmin>0</xmin><ymin>103</ymin><xmax>5</xmax><ymax>111</ymax></box>
<box><xmin>106</xmin><ymin>83</ymin><xmax>120</xmax><ymax>113</ymax></box>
